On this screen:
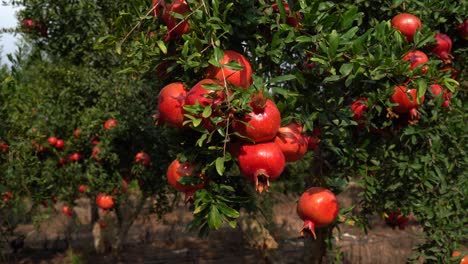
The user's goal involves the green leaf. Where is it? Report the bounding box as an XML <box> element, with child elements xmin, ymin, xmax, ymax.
<box><xmin>215</xmin><ymin>157</ymin><xmax>225</xmax><ymax>176</ymax></box>
<box><xmin>156</xmin><ymin>40</ymin><xmax>167</xmax><ymax>54</ymax></box>
<box><xmin>217</xmin><ymin>202</ymin><xmax>240</xmax><ymax>218</ymax></box>
<box><xmin>328</xmin><ymin>30</ymin><xmax>340</xmax><ymax>57</ymax></box>
<box><xmin>202</xmin><ymin>106</ymin><xmax>212</xmax><ymax>118</ymax></box>
<box><xmin>115</xmin><ymin>42</ymin><xmax>122</xmax><ymax>55</ymax></box>
<box><xmin>208</xmin><ymin>205</ymin><xmax>222</xmax><ymax>230</ymax></box>
<box><xmin>417</xmin><ymin>79</ymin><xmax>427</xmax><ymax>103</ymax></box>
<box><xmin>268</xmin><ymin>74</ymin><xmax>296</xmax><ymax>84</ymax></box>
<box><xmin>339</xmin><ymin>63</ymin><xmax>353</xmax><ymax>77</ymax></box>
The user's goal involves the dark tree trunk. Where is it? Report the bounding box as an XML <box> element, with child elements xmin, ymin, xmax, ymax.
<box><xmin>303</xmin><ymin>227</ymin><xmax>327</xmax><ymax>263</ymax></box>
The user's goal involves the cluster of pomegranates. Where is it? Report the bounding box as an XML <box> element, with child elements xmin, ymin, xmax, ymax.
<box><xmin>350</xmin><ymin>13</ymin><xmax>458</xmax><ymax>126</ymax></box>
<box><xmin>151</xmin><ymin>0</ymin><xmax>190</xmax><ymax>41</ymax></box>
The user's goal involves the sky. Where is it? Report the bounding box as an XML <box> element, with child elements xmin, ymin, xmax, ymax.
<box><xmin>0</xmin><ymin>4</ymin><xmax>22</xmax><ymax>65</ymax></box>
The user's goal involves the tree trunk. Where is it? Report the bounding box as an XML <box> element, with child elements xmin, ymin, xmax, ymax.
<box><xmin>303</xmin><ymin>227</ymin><xmax>327</xmax><ymax>264</ymax></box>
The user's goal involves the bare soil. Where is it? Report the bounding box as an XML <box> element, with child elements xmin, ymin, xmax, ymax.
<box><xmin>1</xmin><ymin>186</ymin><xmax>425</xmax><ymax>264</ymax></box>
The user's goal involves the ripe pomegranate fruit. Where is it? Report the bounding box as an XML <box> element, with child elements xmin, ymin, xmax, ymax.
<box><xmin>452</xmin><ymin>251</ymin><xmax>468</xmax><ymax>264</ymax></box>
<box><xmin>206</xmin><ymin>50</ymin><xmax>253</xmax><ymax>89</ymax></box>
<box><xmin>62</xmin><ymin>206</ymin><xmax>73</xmax><ymax>217</ymax></box>
<box><xmin>68</xmin><ymin>152</ymin><xmax>81</xmax><ymax>162</ymax></box>
<box><xmin>403</xmin><ymin>50</ymin><xmax>428</xmax><ymax>73</ymax></box>
<box><xmin>384</xmin><ymin>209</ymin><xmax>410</xmax><ymax>230</ymax></box>
<box><xmin>157</xmin><ymin>82</ymin><xmax>187</xmax><ymax>128</ymax></box>
<box><xmin>96</xmin><ymin>193</ymin><xmax>115</xmax><ymax>209</ymax></box>
<box><xmin>21</xmin><ymin>19</ymin><xmax>35</xmax><ymax>31</ymax></box>
<box><xmin>274</xmin><ymin>122</ymin><xmax>308</xmax><ymax>162</ymax></box>
<box><xmin>391</xmin><ymin>13</ymin><xmax>422</xmax><ymax>42</ymax></box>
<box><xmin>78</xmin><ymin>185</ymin><xmax>87</xmax><ymax>193</ymax></box>
<box><xmin>151</xmin><ymin>0</ymin><xmax>164</xmax><ymax>17</ymax></box>
<box><xmin>231</xmin><ymin>93</ymin><xmax>281</xmax><ymax>143</ymax></box>
<box><xmin>48</xmin><ymin>137</ymin><xmax>58</xmax><ymax>146</ymax></box>
<box><xmin>3</xmin><ymin>191</ymin><xmax>12</xmax><ymax>202</ymax></box>
<box><xmin>135</xmin><ymin>152</ymin><xmax>151</xmax><ymax>167</ymax></box>
<box><xmin>0</xmin><ymin>142</ymin><xmax>8</xmax><ymax>152</ymax></box>
<box><xmin>92</xmin><ymin>147</ymin><xmax>101</xmax><ymax>161</ymax></box>
<box><xmin>457</xmin><ymin>19</ymin><xmax>468</xmax><ymax>40</ymax></box>
<box><xmin>73</xmin><ymin>128</ymin><xmax>81</xmax><ymax>138</ymax></box>
<box><xmin>432</xmin><ymin>33</ymin><xmax>452</xmax><ymax>63</ymax></box>
<box><xmin>297</xmin><ymin>187</ymin><xmax>339</xmax><ymax>239</ymax></box>
<box><xmin>167</xmin><ymin>158</ymin><xmax>205</xmax><ymax>201</ymax></box>
<box><xmin>104</xmin><ymin>119</ymin><xmax>118</xmax><ymax>130</ymax></box>
<box><xmin>238</xmin><ymin>142</ymin><xmax>285</xmax><ymax>193</ymax></box>
<box><xmin>270</xmin><ymin>2</ymin><xmax>301</xmax><ymax>27</ymax></box>
<box><xmin>55</xmin><ymin>139</ymin><xmax>64</xmax><ymax>149</ymax></box>
<box><xmin>57</xmin><ymin>157</ymin><xmax>67</xmax><ymax>166</ymax></box>
<box><xmin>161</xmin><ymin>0</ymin><xmax>190</xmax><ymax>41</ymax></box>
<box><xmin>350</xmin><ymin>97</ymin><xmax>368</xmax><ymax>121</ymax></box>
<box><xmin>430</xmin><ymin>84</ymin><xmax>451</xmax><ymax>108</ymax></box>
<box><xmin>391</xmin><ymin>85</ymin><xmax>425</xmax><ymax>122</ymax></box>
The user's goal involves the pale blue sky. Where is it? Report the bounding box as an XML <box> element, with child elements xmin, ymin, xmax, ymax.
<box><xmin>0</xmin><ymin>4</ymin><xmax>22</xmax><ymax>65</ymax></box>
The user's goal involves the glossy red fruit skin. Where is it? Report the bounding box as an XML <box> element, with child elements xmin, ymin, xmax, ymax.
<box><xmin>103</xmin><ymin>119</ymin><xmax>118</xmax><ymax>130</ymax></box>
<box><xmin>48</xmin><ymin>137</ymin><xmax>58</xmax><ymax>146</ymax></box>
<box><xmin>78</xmin><ymin>185</ymin><xmax>87</xmax><ymax>193</ymax></box>
<box><xmin>157</xmin><ymin>82</ymin><xmax>187</xmax><ymax>128</ymax></box>
<box><xmin>206</xmin><ymin>50</ymin><xmax>253</xmax><ymax>89</ymax></box>
<box><xmin>432</xmin><ymin>33</ymin><xmax>452</xmax><ymax>63</ymax></box>
<box><xmin>350</xmin><ymin>97</ymin><xmax>368</xmax><ymax>121</ymax></box>
<box><xmin>274</xmin><ymin>122</ymin><xmax>308</xmax><ymax>162</ymax></box>
<box><xmin>151</xmin><ymin>0</ymin><xmax>163</xmax><ymax>17</ymax></box>
<box><xmin>297</xmin><ymin>187</ymin><xmax>339</xmax><ymax>238</ymax></box>
<box><xmin>231</xmin><ymin>95</ymin><xmax>281</xmax><ymax>143</ymax></box>
<box><xmin>96</xmin><ymin>193</ymin><xmax>115</xmax><ymax>209</ymax></box>
<box><xmin>0</xmin><ymin>142</ymin><xmax>9</xmax><ymax>152</ymax></box>
<box><xmin>55</xmin><ymin>139</ymin><xmax>64</xmax><ymax>149</ymax></box>
<box><xmin>238</xmin><ymin>142</ymin><xmax>285</xmax><ymax>193</ymax></box>
<box><xmin>185</xmin><ymin>79</ymin><xmax>225</xmax><ymax>107</ymax></box>
<box><xmin>391</xmin><ymin>86</ymin><xmax>425</xmax><ymax>114</ymax></box>
<box><xmin>162</xmin><ymin>0</ymin><xmax>190</xmax><ymax>41</ymax></box>
<box><xmin>403</xmin><ymin>50</ymin><xmax>428</xmax><ymax>73</ymax></box>
<box><xmin>21</xmin><ymin>19</ymin><xmax>35</xmax><ymax>31</ymax></box>
<box><xmin>135</xmin><ymin>152</ymin><xmax>151</xmax><ymax>167</ymax></box>
<box><xmin>68</xmin><ymin>152</ymin><xmax>81</xmax><ymax>162</ymax></box>
<box><xmin>167</xmin><ymin>159</ymin><xmax>204</xmax><ymax>199</ymax></box>
<box><xmin>62</xmin><ymin>206</ymin><xmax>73</xmax><ymax>217</ymax></box>
<box><xmin>391</xmin><ymin>13</ymin><xmax>422</xmax><ymax>42</ymax></box>
<box><xmin>430</xmin><ymin>84</ymin><xmax>451</xmax><ymax>108</ymax></box>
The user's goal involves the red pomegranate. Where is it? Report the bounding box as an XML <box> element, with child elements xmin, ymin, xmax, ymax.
<box><xmin>457</xmin><ymin>19</ymin><xmax>468</xmax><ymax>40</ymax></box>
<box><xmin>430</xmin><ymin>84</ymin><xmax>451</xmax><ymax>108</ymax></box>
<box><xmin>274</xmin><ymin>122</ymin><xmax>308</xmax><ymax>162</ymax></box>
<box><xmin>162</xmin><ymin>0</ymin><xmax>190</xmax><ymax>41</ymax></box>
<box><xmin>103</xmin><ymin>119</ymin><xmax>118</xmax><ymax>130</ymax></box>
<box><xmin>391</xmin><ymin>13</ymin><xmax>422</xmax><ymax>42</ymax></box>
<box><xmin>231</xmin><ymin>93</ymin><xmax>281</xmax><ymax>143</ymax></box>
<box><xmin>0</xmin><ymin>142</ymin><xmax>9</xmax><ymax>152</ymax></box>
<box><xmin>391</xmin><ymin>85</ymin><xmax>425</xmax><ymax>122</ymax></box>
<box><xmin>92</xmin><ymin>147</ymin><xmax>101</xmax><ymax>161</ymax></box>
<box><xmin>68</xmin><ymin>152</ymin><xmax>82</xmax><ymax>162</ymax></box>
<box><xmin>55</xmin><ymin>139</ymin><xmax>64</xmax><ymax>149</ymax></box>
<box><xmin>297</xmin><ymin>187</ymin><xmax>339</xmax><ymax>239</ymax></box>
<box><xmin>167</xmin><ymin>158</ymin><xmax>204</xmax><ymax>201</ymax></box>
<box><xmin>238</xmin><ymin>142</ymin><xmax>285</xmax><ymax>193</ymax></box>
<box><xmin>403</xmin><ymin>50</ymin><xmax>428</xmax><ymax>73</ymax></box>
<box><xmin>157</xmin><ymin>82</ymin><xmax>188</xmax><ymax>128</ymax></box>
<box><xmin>21</xmin><ymin>19</ymin><xmax>35</xmax><ymax>31</ymax></box>
<box><xmin>350</xmin><ymin>97</ymin><xmax>368</xmax><ymax>121</ymax></box>
<box><xmin>151</xmin><ymin>0</ymin><xmax>164</xmax><ymax>17</ymax></box>
<box><xmin>432</xmin><ymin>33</ymin><xmax>452</xmax><ymax>63</ymax></box>
<box><xmin>96</xmin><ymin>193</ymin><xmax>115</xmax><ymax>209</ymax></box>
<box><xmin>206</xmin><ymin>50</ymin><xmax>253</xmax><ymax>89</ymax></box>
<box><xmin>73</xmin><ymin>128</ymin><xmax>81</xmax><ymax>138</ymax></box>
<box><xmin>270</xmin><ymin>2</ymin><xmax>301</xmax><ymax>27</ymax></box>
<box><xmin>78</xmin><ymin>185</ymin><xmax>87</xmax><ymax>193</ymax></box>
<box><xmin>62</xmin><ymin>206</ymin><xmax>73</xmax><ymax>217</ymax></box>
<box><xmin>57</xmin><ymin>157</ymin><xmax>67</xmax><ymax>166</ymax></box>
<box><xmin>48</xmin><ymin>137</ymin><xmax>58</xmax><ymax>146</ymax></box>
<box><xmin>384</xmin><ymin>209</ymin><xmax>410</xmax><ymax>230</ymax></box>
<box><xmin>452</xmin><ymin>252</ymin><xmax>468</xmax><ymax>264</ymax></box>
<box><xmin>135</xmin><ymin>152</ymin><xmax>151</xmax><ymax>167</ymax></box>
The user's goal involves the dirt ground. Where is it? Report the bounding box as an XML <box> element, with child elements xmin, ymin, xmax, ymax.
<box><xmin>1</xmin><ymin>185</ymin><xmax>425</xmax><ymax>264</ymax></box>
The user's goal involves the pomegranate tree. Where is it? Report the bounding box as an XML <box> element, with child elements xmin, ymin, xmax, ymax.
<box><xmin>297</xmin><ymin>187</ymin><xmax>339</xmax><ymax>239</ymax></box>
